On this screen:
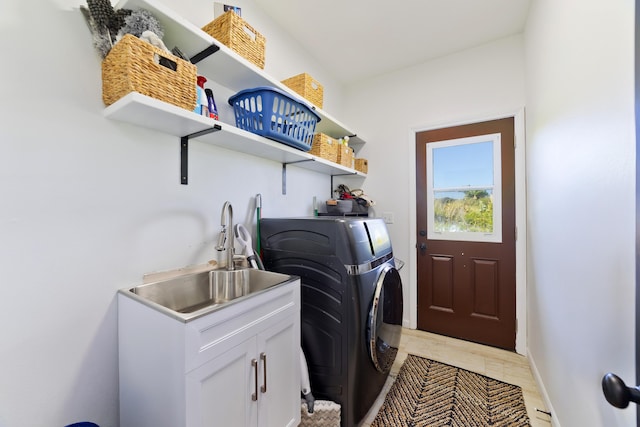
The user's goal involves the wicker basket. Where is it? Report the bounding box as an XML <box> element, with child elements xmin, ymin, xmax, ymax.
<box><xmin>282</xmin><ymin>73</ymin><xmax>323</xmax><ymax>109</ymax></box>
<box><xmin>354</xmin><ymin>158</ymin><xmax>368</xmax><ymax>174</ymax></box>
<box><xmin>337</xmin><ymin>145</ymin><xmax>354</xmax><ymax>168</ymax></box>
<box><xmin>202</xmin><ymin>10</ymin><xmax>266</xmax><ymax>69</ymax></box>
<box><xmin>102</xmin><ymin>34</ymin><xmax>197</xmax><ymax>110</ymax></box>
<box><xmin>310</xmin><ymin>133</ymin><xmax>339</xmax><ymax>162</ymax></box>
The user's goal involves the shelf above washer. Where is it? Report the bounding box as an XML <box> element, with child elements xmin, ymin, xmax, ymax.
<box><xmin>115</xmin><ymin>0</ymin><xmax>367</xmax><ymax>151</ymax></box>
<box><xmin>104</xmin><ymin>92</ymin><xmax>367</xmax><ymax>181</ymax></box>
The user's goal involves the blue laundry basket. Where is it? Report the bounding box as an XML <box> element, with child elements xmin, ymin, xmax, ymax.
<box><xmin>228</xmin><ymin>86</ymin><xmax>320</xmax><ymax>151</ymax></box>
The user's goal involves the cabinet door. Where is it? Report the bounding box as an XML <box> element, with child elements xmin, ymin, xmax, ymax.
<box><xmin>257</xmin><ymin>317</ymin><xmax>301</xmax><ymax>427</ymax></box>
<box><xmin>186</xmin><ymin>336</ymin><xmax>259</xmax><ymax>427</ymax></box>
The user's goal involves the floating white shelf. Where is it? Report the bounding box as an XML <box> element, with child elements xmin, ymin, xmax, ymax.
<box><xmin>110</xmin><ymin>0</ymin><xmax>367</xmax><ymax>185</ymax></box>
<box><xmin>104</xmin><ymin>93</ymin><xmax>366</xmax><ymax>181</ymax></box>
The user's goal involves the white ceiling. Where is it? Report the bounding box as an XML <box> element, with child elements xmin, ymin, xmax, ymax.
<box><xmin>253</xmin><ymin>0</ymin><xmax>532</xmax><ymax>85</ymax></box>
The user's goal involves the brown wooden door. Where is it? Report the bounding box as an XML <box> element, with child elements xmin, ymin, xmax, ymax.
<box><xmin>416</xmin><ymin>117</ymin><xmax>516</xmax><ymax>351</ymax></box>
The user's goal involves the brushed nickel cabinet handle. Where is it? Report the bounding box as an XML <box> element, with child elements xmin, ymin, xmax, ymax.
<box><xmin>260</xmin><ymin>352</ymin><xmax>267</xmax><ymax>393</ymax></box>
<box><xmin>251</xmin><ymin>358</ymin><xmax>258</xmax><ymax>401</ymax></box>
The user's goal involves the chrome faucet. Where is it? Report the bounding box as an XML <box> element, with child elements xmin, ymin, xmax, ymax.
<box><xmin>215</xmin><ymin>201</ymin><xmax>234</xmax><ymax>270</ymax></box>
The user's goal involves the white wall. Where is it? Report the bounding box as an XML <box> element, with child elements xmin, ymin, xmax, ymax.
<box><xmin>0</xmin><ymin>1</ymin><xmax>340</xmax><ymax>426</ymax></box>
<box><xmin>183</xmin><ymin>0</ymin><xmax>345</xmax><ymax>116</ymax></box>
<box><xmin>524</xmin><ymin>0</ymin><xmax>635</xmax><ymax>426</ymax></box>
<box><xmin>343</xmin><ymin>35</ymin><xmax>527</xmax><ymax>345</ymax></box>
<box><xmin>3</xmin><ymin>1</ymin><xmax>634</xmax><ymax>425</ymax></box>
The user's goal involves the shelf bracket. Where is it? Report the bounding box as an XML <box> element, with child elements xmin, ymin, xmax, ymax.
<box><xmin>189</xmin><ymin>43</ymin><xmax>221</xmax><ymax>64</ymax></box>
<box><xmin>281</xmin><ymin>160</ymin><xmax>314</xmax><ymax>195</ymax></box>
<box><xmin>180</xmin><ymin>124</ymin><xmax>222</xmax><ymax>185</ymax></box>
<box><xmin>330</xmin><ymin>173</ymin><xmax>358</xmax><ymax>197</ymax></box>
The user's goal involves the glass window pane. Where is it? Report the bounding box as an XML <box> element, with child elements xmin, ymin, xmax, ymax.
<box><xmin>433</xmin><ymin>189</ymin><xmax>494</xmax><ymax>233</ymax></box>
<box><xmin>433</xmin><ymin>141</ymin><xmax>494</xmax><ymax>188</ymax></box>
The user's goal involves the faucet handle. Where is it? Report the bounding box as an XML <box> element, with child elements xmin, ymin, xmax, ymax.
<box><xmin>215</xmin><ymin>226</ymin><xmax>227</xmax><ymax>251</ymax></box>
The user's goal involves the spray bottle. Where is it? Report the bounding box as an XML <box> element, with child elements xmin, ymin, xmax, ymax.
<box><xmin>205</xmin><ymin>88</ymin><xmax>219</xmax><ymax>120</ymax></box>
<box><xmin>196</xmin><ymin>76</ymin><xmax>209</xmax><ymax>117</ymax></box>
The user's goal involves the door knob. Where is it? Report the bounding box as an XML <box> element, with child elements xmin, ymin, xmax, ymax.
<box><xmin>419</xmin><ymin>243</ymin><xmax>427</xmax><ymax>253</ymax></box>
<box><xmin>602</xmin><ymin>373</ymin><xmax>640</xmax><ymax>408</ymax></box>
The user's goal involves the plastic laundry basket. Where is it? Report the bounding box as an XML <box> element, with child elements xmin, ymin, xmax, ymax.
<box><xmin>228</xmin><ymin>86</ymin><xmax>320</xmax><ymax>151</ymax></box>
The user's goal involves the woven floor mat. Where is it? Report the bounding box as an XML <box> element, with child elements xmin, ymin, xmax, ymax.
<box><xmin>372</xmin><ymin>354</ymin><xmax>531</xmax><ymax>427</ymax></box>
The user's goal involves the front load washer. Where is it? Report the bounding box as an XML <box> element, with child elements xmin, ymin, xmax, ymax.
<box><xmin>260</xmin><ymin>217</ymin><xmax>403</xmax><ymax>427</ymax></box>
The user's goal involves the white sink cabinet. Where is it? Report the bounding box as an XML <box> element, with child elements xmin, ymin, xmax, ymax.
<box><xmin>118</xmin><ymin>278</ymin><xmax>301</xmax><ymax>427</ymax></box>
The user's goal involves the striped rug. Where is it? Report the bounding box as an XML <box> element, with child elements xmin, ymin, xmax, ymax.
<box><xmin>372</xmin><ymin>354</ymin><xmax>531</xmax><ymax>427</ymax></box>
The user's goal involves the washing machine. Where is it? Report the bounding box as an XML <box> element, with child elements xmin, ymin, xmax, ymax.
<box><xmin>260</xmin><ymin>216</ymin><xmax>403</xmax><ymax>427</ymax></box>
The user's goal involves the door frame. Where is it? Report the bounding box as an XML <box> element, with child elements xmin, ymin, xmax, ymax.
<box><xmin>634</xmin><ymin>2</ymin><xmax>639</xmax><ymax>424</ymax></box>
<box><xmin>408</xmin><ymin>108</ymin><xmax>527</xmax><ymax>354</ymax></box>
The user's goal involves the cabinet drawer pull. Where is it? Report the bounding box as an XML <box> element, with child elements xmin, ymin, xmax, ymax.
<box><xmin>251</xmin><ymin>358</ymin><xmax>258</xmax><ymax>401</ymax></box>
<box><xmin>260</xmin><ymin>352</ymin><xmax>267</xmax><ymax>393</ymax></box>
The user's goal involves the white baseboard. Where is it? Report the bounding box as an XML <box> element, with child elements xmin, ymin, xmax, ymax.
<box><xmin>528</xmin><ymin>350</ymin><xmax>561</xmax><ymax>427</ymax></box>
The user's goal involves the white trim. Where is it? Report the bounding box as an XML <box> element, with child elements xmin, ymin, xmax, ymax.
<box><xmin>513</xmin><ymin>109</ymin><xmax>527</xmax><ymax>356</ymax></box>
<box><xmin>407</xmin><ymin>108</ymin><xmax>527</xmax><ymax>355</ymax></box>
<box><xmin>528</xmin><ymin>349</ymin><xmax>560</xmax><ymax>426</ymax></box>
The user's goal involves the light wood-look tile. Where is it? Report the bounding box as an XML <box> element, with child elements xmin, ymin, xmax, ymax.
<box><xmin>360</xmin><ymin>328</ymin><xmax>551</xmax><ymax>426</ymax></box>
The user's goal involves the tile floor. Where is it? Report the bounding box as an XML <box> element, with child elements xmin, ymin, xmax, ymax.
<box><xmin>360</xmin><ymin>328</ymin><xmax>552</xmax><ymax>426</ymax></box>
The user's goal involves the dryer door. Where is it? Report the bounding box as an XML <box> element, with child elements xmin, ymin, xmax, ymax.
<box><xmin>367</xmin><ymin>264</ymin><xmax>403</xmax><ymax>373</ymax></box>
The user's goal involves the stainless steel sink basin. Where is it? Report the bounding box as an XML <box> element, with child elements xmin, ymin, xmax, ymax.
<box><xmin>120</xmin><ymin>268</ymin><xmax>295</xmax><ymax>322</ymax></box>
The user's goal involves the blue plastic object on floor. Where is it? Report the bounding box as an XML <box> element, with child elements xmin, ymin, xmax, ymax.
<box><xmin>65</xmin><ymin>423</ymin><xmax>98</xmax><ymax>427</ymax></box>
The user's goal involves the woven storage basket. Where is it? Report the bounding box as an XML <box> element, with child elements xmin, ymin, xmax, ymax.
<box><xmin>102</xmin><ymin>34</ymin><xmax>197</xmax><ymax>111</ymax></box>
<box><xmin>337</xmin><ymin>145</ymin><xmax>354</xmax><ymax>168</ymax></box>
<box><xmin>354</xmin><ymin>158</ymin><xmax>368</xmax><ymax>174</ymax></box>
<box><xmin>310</xmin><ymin>133</ymin><xmax>338</xmax><ymax>162</ymax></box>
<box><xmin>282</xmin><ymin>73</ymin><xmax>323</xmax><ymax>109</ymax></box>
<box><xmin>202</xmin><ymin>10</ymin><xmax>266</xmax><ymax>69</ymax></box>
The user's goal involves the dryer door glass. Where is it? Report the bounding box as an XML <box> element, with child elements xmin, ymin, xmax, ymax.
<box><xmin>367</xmin><ymin>265</ymin><xmax>403</xmax><ymax>373</ymax></box>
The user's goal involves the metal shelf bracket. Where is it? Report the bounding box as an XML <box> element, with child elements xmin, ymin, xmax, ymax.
<box><xmin>282</xmin><ymin>160</ymin><xmax>314</xmax><ymax>194</ymax></box>
<box><xmin>190</xmin><ymin>43</ymin><xmax>221</xmax><ymax>64</ymax></box>
<box><xmin>330</xmin><ymin>172</ymin><xmax>358</xmax><ymax>197</ymax></box>
<box><xmin>181</xmin><ymin>124</ymin><xmax>222</xmax><ymax>185</ymax></box>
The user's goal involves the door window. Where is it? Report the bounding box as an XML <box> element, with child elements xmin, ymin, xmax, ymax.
<box><xmin>426</xmin><ymin>133</ymin><xmax>502</xmax><ymax>243</ymax></box>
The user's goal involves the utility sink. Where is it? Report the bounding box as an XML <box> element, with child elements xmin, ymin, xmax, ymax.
<box><xmin>120</xmin><ymin>268</ymin><xmax>295</xmax><ymax>322</ymax></box>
